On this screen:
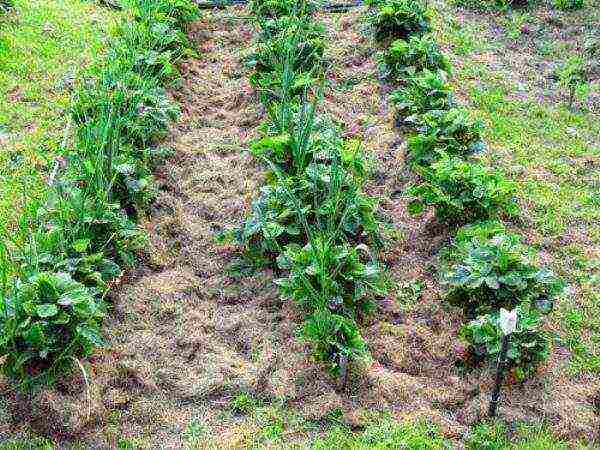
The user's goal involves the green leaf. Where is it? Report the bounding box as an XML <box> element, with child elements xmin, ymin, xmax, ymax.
<box><xmin>473</xmin><ymin>185</ymin><xmax>486</xmax><ymax>199</ymax></box>
<box><xmin>57</xmin><ymin>288</ymin><xmax>92</xmax><ymax>306</ymax></box>
<box><xmin>72</xmin><ymin>238</ymin><xmax>91</xmax><ymax>253</ymax></box>
<box><xmin>484</xmin><ymin>276</ymin><xmax>500</xmax><ymax>289</ymax></box>
<box><xmin>52</xmin><ymin>312</ymin><xmax>70</xmax><ymax>325</ymax></box>
<box><xmin>37</xmin><ymin>304</ymin><xmax>58</xmax><ymax>318</ymax></box>
<box><xmin>76</xmin><ymin>325</ymin><xmax>105</xmax><ymax>348</ymax></box>
<box><xmin>407</xmin><ymin>199</ymin><xmax>425</xmax><ymax>216</ymax></box>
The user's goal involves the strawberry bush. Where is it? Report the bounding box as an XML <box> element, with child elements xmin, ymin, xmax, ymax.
<box><xmin>459</xmin><ymin>306</ymin><xmax>552</xmax><ymax>380</ymax></box>
<box><xmin>383</xmin><ymin>35</ymin><xmax>451</xmax><ymax>80</ymax></box>
<box><xmin>366</xmin><ymin>0</ymin><xmax>432</xmax><ymax>42</ymax></box>
<box><xmin>368</xmin><ymin>0</ymin><xmax>564</xmax><ymax>385</ymax></box>
<box><xmin>231</xmin><ymin>0</ymin><xmax>389</xmax><ymax>377</ymax></box>
<box><xmin>407</xmin><ymin>156</ymin><xmax>519</xmax><ymax>225</ymax></box>
<box><xmin>0</xmin><ymin>272</ymin><xmax>105</xmax><ymax>380</ymax></box>
<box><xmin>390</xmin><ymin>69</ymin><xmax>455</xmax><ymax>123</ymax></box>
<box><xmin>250</xmin><ymin>0</ymin><xmax>317</xmax><ymax>18</ymax></box>
<box><xmin>0</xmin><ymin>0</ymin><xmax>199</xmax><ymax>384</ymax></box>
<box><xmin>406</xmin><ymin>109</ymin><xmax>487</xmax><ymax>166</ymax></box>
<box><xmin>443</xmin><ymin>222</ymin><xmax>562</xmax><ymax>316</ymax></box>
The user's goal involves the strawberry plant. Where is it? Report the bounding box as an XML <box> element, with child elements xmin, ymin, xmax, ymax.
<box><xmin>442</xmin><ymin>221</ymin><xmax>563</xmax><ymax>316</ymax></box>
<box><xmin>38</xmin><ymin>185</ymin><xmax>147</xmax><ymax>268</ymax></box>
<box><xmin>406</xmin><ymin>108</ymin><xmax>487</xmax><ymax>166</ymax></box>
<box><xmin>0</xmin><ymin>0</ymin><xmax>12</xmax><ymax>12</ymax></box>
<box><xmin>390</xmin><ymin>69</ymin><xmax>455</xmax><ymax>122</ymax></box>
<box><xmin>239</xmin><ymin>156</ymin><xmax>382</xmax><ymax>262</ymax></box>
<box><xmin>239</xmin><ymin>106</ymin><xmax>380</xmax><ymax>261</ymax></box>
<box><xmin>250</xmin><ymin>18</ymin><xmax>325</xmax><ymax>76</ymax></box>
<box><xmin>232</xmin><ymin>4</ymin><xmax>390</xmax><ymax>379</ymax></box>
<box><xmin>55</xmin><ymin>248</ymin><xmax>122</xmax><ymax>294</ymax></box>
<box><xmin>109</xmin><ymin>12</ymin><xmax>196</xmax><ymax>83</ymax></box>
<box><xmin>72</xmin><ymin>74</ymin><xmax>179</xmax><ymax>149</ymax></box>
<box><xmin>249</xmin><ymin>17</ymin><xmax>325</xmax><ymax>101</ymax></box>
<box><xmin>366</xmin><ymin>0</ymin><xmax>432</xmax><ymax>42</ymax></box>
<box><xmin>459</xmin><ymin>305</ymin><xmax>552</xmax><ymax>380</ymax></box>
<box><xmin>407</xmin><ymin>156</ymin><xmax>519</xmax><ymax>225</ymax></box>
<box><xmin>276</xmin><ymin>237</ymin><xmax>386</xmax><ymax>318</ymax></box>
<box><xmin>250</xmin><ymin>100</ymin><xmax>321</xmax><ymax>175</ymax></box>
<box><xmin>383</xmin><ymin>35</ymin><xmax>451</xmax><ymax>80</ymax></box>
<box><xmin>250</xmin><ymin>0</ymin><xmax>317</xmax><ymax>18</ymax></box>
<box><xmin>0</xmin><ymin>272</ymin><xmax>105</xmax><ymax>381</ymax></box>
<box><xmin>0</xmin><ymin>0</ymin><xmax>199</xmax><ymax>385</ymax></box>
<box><xmin>130</xmin><ymin>0</ymin><xmax>201</xmax><ymax>29</ymax></box>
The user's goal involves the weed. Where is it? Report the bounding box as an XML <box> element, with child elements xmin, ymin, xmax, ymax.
<box><xmin>451</xmin><ymin>0</ymin><xmax>521</xmax><ymax>11</ymax></box>
<box><xmin>302</xmin><ymin>309</ymin><xmax>369</xmax><ymax>377</ymax></box>
<box><xmin>500</xmin><ymin>12</ymin><xmax>532</xmax><ymax>41</ymax></box>
<box><xmin>231</xmin><ymin>393</ymin><xmax>260</xmax><ymax>414</ymax></box>
<box><xmin>248</xmin><ymin>16</ymin><xmax>325</xmax><ymax>102</ymax></box>
<box><xmin>554</xmin><ymin>0</ymin><xmax>584</xmax><ymax>10</ymax></box>
<box><xmin>395</xmin><ymin>279</ymin><xmax>425</xmax><ymax>310</ymax></box>
<box><xmin>554</xmin><ymin>56</ymin><xmax>589</xmax><ymax>108</ymax></box>
<box><xmin>466</xmin><ymin>421</ymin><xmax>573</xmax><ymax>449</ymax></box>
<box><xmin>183</xmin><ymin>420</ymin><xmax>206</xmax><ymax>442</ymax></box>
<box><xmin>0</xmin><ymin>0</ymin><xmax>13</xmax><ymax>12</ymax></box>
<box><xmin>314</xmin><ymin>418</ymin><xmax>449</xmax><ymax>449</ymax></box>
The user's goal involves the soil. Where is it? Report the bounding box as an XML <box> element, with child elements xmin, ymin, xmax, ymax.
<box><xmin>0</xmin><ymin>5</ymin><xmax>598</xmax><ymax>449</ymax></box>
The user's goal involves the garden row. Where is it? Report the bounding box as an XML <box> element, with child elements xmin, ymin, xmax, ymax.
<box><xmin>365</xmin><ymin>0</ymin><xmax>564</xmax><ymax>380</ymax></box>
<box><xmin>0</xmin><ymin>0</ymin><xmax>200</xmax><ymax>385</ymax></box>
<box><xmin>231</xmin><ymin>0</ymin><xmax>387</xmax><ymax>379</ymax></box>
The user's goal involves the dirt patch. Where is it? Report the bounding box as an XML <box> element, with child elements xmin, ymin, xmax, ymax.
<box><xmin>443</xmin><ymin>1</ymin><xmax>600</xmax><ymax>112</ymax></box>
<box><xmin>0</xmin><ymin>5</ymin><xmax>598</xmax><ymax>448</ymax></box>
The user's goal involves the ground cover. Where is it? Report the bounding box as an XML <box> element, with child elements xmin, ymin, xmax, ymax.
<box><xmin>0</xmin><ymin>0</ymin><xmax>597</xmax><ymax>448</ymax></box>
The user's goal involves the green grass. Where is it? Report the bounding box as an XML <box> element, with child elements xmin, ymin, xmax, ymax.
<box><xmin>312</xmin><ymin>419</ymin><xmax>449</xmax><ymax>449</ymax></box>
<box><xmin>465</xmin><ymin>421</ymin><xmax>576</xmax><ymax>450</ymax></box>
<box><xmin>0</xmin><ymin>417</ymin><xmax>578</xmax><ymax>449</ymax></box>
<box><xmin>0</xmin><ymin>0</ymin><xmax>120</xmax><ymax>226</ymax></box>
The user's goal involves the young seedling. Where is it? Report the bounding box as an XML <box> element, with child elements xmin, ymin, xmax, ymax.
<box><xmin>488</xmin><ymin>308</ymin><xmax>517</xmax><ymax>418</ymax></box>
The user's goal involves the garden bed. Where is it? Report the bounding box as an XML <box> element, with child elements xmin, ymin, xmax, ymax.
<box><xmin>0</xmin><ymin>1</ymin><xmax>598</xmax><ymax>448</ymax></box>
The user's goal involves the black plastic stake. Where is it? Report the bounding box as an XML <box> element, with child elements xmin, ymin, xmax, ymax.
<box><xmin>488</xmin><ymin>334</ymin><xmax>510</xmax><ymax>418</ymax></box>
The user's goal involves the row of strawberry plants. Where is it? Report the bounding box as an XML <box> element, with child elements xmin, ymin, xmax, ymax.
<box><xmin>0</xmin><ymin>0</ymin><xmax>200</xmax><ymax>385</ymax></box>
<box><xmin>365</xmin><ymin>0</ymin><xmax>563</xmax><ymax>381</ymax></box>
<box><xmin>233</xmin><ymin>0</ymin><xmax>387</xmax><ymax>378</ymax></box>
